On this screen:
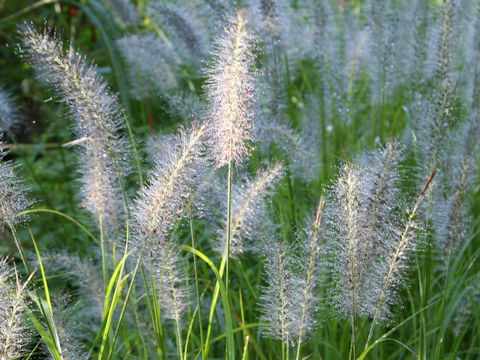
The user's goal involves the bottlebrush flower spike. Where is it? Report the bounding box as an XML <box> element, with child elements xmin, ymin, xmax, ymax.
<box><xmin>51</xmin><ymin>295</ymin><xmax>88</xmax><ymax>360</ymax></box>
<box><xmin>132</xmin><ymin>122</ymin><xmax>207</xmax><ymax>327</ymax></box>
<box><xmin>103</xmin><ymin>0</ymin><xmax>140</xmax><ymax>26</ymax></box>
<box><xmin>0</xmin><ymin>256</ymin><xmax>32</xmax><ymax>360</ymax></box>
<box><xmin>217</xmin><ymin>162</ymin><xmax>283</xmax><ymax>256</ymax></box>
<box><xmin>0</xmin><ymin>143</ymin><xmax>31</xmax><ymax>227</ymax></box>
<box><xmin>326</xmin><ymin>142</ymin><xmax>405</xmax><ymax>319</ymax></box>
<box><xmin>148</xmin><ymin>2</ymin><xmax>209</xmax><ymax>63</ymax></box>
<box><xmin>18</xmin><ymin>24</ymin><xmax>130</xmax><ymax>236</ymax></box>
<box><xmin>326</xmin><ymin>161</ymin><xmax>363</xmax><ymax>318</ymax></box>
<box><xmin>132</xmin><ymin>121</ymin><xmax>207</xmax><ymax>255</ymax></box>
<box><xmin>155</xmin><ymin>245</ymin><xmax>189</xmax><ymax>324</ymax></box>
<box><xmin>117</xmin><ymin>34</ymin><xmax>179</xmax><ymax>99</ymax></box>
<box><xmin>433</xmin><ymin>122</ymin><xmax>477</xmax><ymax>258</ymax></box>
<box><xmin>40</xmin><ymin>252</ymin><xmax>105</xmax><ymax>317</ymax></box>
<box><xmin>0</xmin><ymin>87</ymin><xmax>22</xmax><ymax>134</ymax></box>
<box><xmin>205</xmin><ymin>10</ymin><xmax>258</xmax><ymax>167</ymax></box>
<box><xmin>259</xmin><ymin>237</ymin><xmax>301</xmax><ymax>344</ymax></box>
<box><xmin>366</xmin><ymin>168</ymin><xmax>436</xmax><ymax>328</ymax></box>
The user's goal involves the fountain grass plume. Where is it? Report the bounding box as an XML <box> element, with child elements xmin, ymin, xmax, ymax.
<box><xmin>0</xmin><ymin>143</ymin><xmax>31</xmax><ymax>228</ymax></box>
<box><xmin>259</xmin><ymin>237</ymin><xmax>301</xmax><ymax>346</ymax></box>
<box><xmin>434</xmin><ymin>122</ymin><xmax>477</xmax><ymax>259</ymax></box>
<box><xmin>0</xmin><ymin>87</ymin><xmax>22</xmax><ymax>135</ymax></box>
<box><xmin>325</xmin><ymin>160</ymin><xmax>364</xmax><ymax>320</ymax></box>
<box><xmin>102</xmin><ymin>0</ymin><xmax>139</xmax><ymax>27</ymax></box>
<box><xmin>205</xmin><ymin>10</ymin><xmax>258</xmax><ymax>168</ymax></box>
<box><xmin>39</xmin><ymin>252</ymin><xmax>105</xmax><ymax>318</ymax></box>
<box><xmin>117</xmin><ymin>34</ymin><xmax>179</xmax><ymax>99</ymax></box>
<box><xmin>326</xmin><ymin>142</ymin><xmax>406</xmax><ymax>320</ymax></box>
<box><xmin>217</xmin><ymin>162</ymin><xmax>283</xmax><ymax>256</ymax></box>
<box><xmin>0</xmin><ymin>256</ymin><xmax>32</xmax><ymax>360</ymax></box>
<box><xmin>18</xmin><ymin>24</ymin><xmax>130</xmax><ymax>237</ymax></box>
<box><xmin>365</xmin><ymin>168</ymin><xmax>436</xmax><ymax>347</ymax></box>
<box><xmin>325</xmin><ymin>142</ymin><xmax>435</xmax><ymax>354</ymax></box>
<box><xmin>131</xmin><ymin>122</ymin><xmax>207</xmax><ymax>359</ymax></box>
<box><xmin>132</xmin><ymin>121</ymin><xmax>207</xmax><ymax>258</ymax></box>
<box><xmin>148</xmin><ymin>2</ymin><xmax>209</xmax><ymax>64</ymax></box>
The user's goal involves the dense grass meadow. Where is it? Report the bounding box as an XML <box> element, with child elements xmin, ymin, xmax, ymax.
<box><xmin>1</xmin><ymin>0</ymin><xmax>480</xmax><ymax>359</ymax></box>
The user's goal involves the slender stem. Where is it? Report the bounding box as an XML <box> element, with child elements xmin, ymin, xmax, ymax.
<box><xmin>434</xmin><ymin>245</ymin><xmax>453</xmax><ymax>360</ymax></box>
<box><xmin>7</xmin><ymin>223</ymin><xmax>31</xmax><ymax>274</ymax></box>
<box><xmin>175</xmin><ymin>310</ymin><xmax>184</xmax><ymax>360</ymax></box>
<box><xmin>99</xmin><ymin>215</ymin><xmax>108</xmax><ymax>292</ymax></box>
<box><xmin>190</xmin><ymin>216</ymin><xmax>205</xmax><ymax>359</ymax></box>
<box><xmin>241</xmin><ymin>336</ymin><xmax>249</xmax><ymax>360</ymax></box>
<box><xmin>226</xmin><ymin>159</ymin><xmax>233</xmax><ymax>297</ymax></box>
<box><xmin>203</xmin><ymin>256</ymin><xmax>227</xmax><ymax>359</ymax></box>
<box><xmin>350</xmin><ymin>314</ymin><xmax>357</xmax><ymax>360</ymax></box>
<box><xmin>107</xmin><ymin>256</ymin><xmax>142</xmax><ymax>360</ymax></box>
<box><xmin>10</xmin><ymin>223</ymin><xmax>64</xmax><ymax>356</ymax></box>
<box><xmin>295</xmin><ymin>198</ymin><xmax>324</xmax><ymax>360</ymax></box>
<box><xmin>121</xmin><ymin>108</ymin><xmax>143</xmax><ymax>184</ymax></box>
<box><xmin>225</xmin><ymin>158</ymin><xmax>233</xmax><ymax>358</ymax></box>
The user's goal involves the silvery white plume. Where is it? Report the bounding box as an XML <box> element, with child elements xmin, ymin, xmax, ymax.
<box><xmin>19</xmin><ymin>24</ymin><xmax>130</xmax><ymax>237</ymax></box>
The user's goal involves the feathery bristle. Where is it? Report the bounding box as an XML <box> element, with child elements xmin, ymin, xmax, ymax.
<box><xmin>153</xmin><ymin>245</ymin><xmax>190</xmax><ymax>324</ymax></box>
<box><xmin>248</xmin><ymin>0</ymin><xmax>290</xmax><ymax>45</ymax></box>
<box><xmin>365</xmin><ymin>169</ymin><xmax>435</xmax><ymax>324</ymax></box>
<box><xmin>205</xmin><ymin>10</ymin><xmax>258</xmax><ymax>167</ymax></box>
<box><xmin>433</xmin><ymin>122</ymin><xmax>477</xmax><ymax>258</ymax></box>
<box><xmin>51</xmin><ymin>295</ymin><xmax>88</xmax><ymax>360</ymax></box>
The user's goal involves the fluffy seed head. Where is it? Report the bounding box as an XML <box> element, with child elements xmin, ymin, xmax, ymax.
<box><xmin>205</xmin><ymin>10</ymin><xmax>258</xmax><ymax>167</ymax></box>
<box><xmin>103</xmin><ymin>0</ymin><xmax>140</xmax><ymax>26</ymax></box>
<box><xmin>117</xmin><ymin>34</ymin><xmax>179</xmax><ymax>99</ymax></box>
<box><xmin>153</xmin><ymin>245</ymin><xmax>189</xmax><ymax>324</ymax></box>
<box><xmin>51</xmin><ymin>295</ymin><xmax>88</xmax><ymax>360</ymax></box>
<box><xmin>0</xmin><ymin>87</ymin><xmax>22</xmax><ymax>134</ymax></box>
<box><xmin>259</xmin><ymin>238</ymin><xmax>301</xmax><ymax>343</ymax></box>
<box><xmin>132</xmin><ymin>122</ymin><xmax>207</xmax><ymax>259</ymax></box>
<box><xmin>148</xmin><ymin>2</ymin><xmax>209</xmax><ymax>63</ymax></box>
<box><xmin>292</xmin><ymin>198</ymin><xmax>325</xmax><ymax>340</ymax></box>
<box><xmin>326</xmin><ymin>143</ymin><xmax>407</xmax><ymax>320</ymax></box>
<box><xmin>365</xmin><ymin>169</ymin><xmax>435</xmax><ymax>324</ymax></box>
<box><xmin>433</xmin><ymin>122</ymin><xmax>477</xmax><ymax>258</ymax></box>
<box><xmin>0</xmin><ymin>256</ymin><xmax>31</xmax><ymax>360</ymax></box>
<box><xmin>132</xmin><ymin>123</ymin><xmax>206</xmax><ymax>327</ymax></box>
<box><xmin>39</xmin><ymin>252</ymin><xmax>105</xmax><ymax>317</ymax></box>
<box><xmin>18</xmin><ymin>24</ymin><xmax>130</xmax><ymax>235</ymax></box>
<box><xmin>217</xmin><ymin>162</ymin><xmax>283</xmax><ymax>256</ymax></box>
<box><xmin>0</xmin><ymin>144</ymin><xmax>31</xmax><ymax>226</ymax></box>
